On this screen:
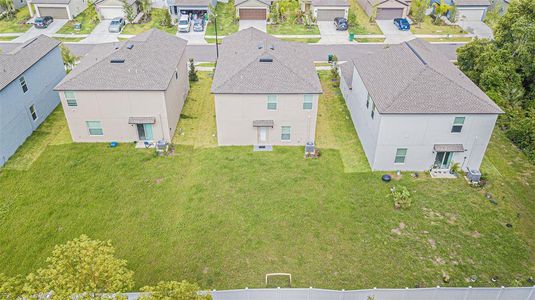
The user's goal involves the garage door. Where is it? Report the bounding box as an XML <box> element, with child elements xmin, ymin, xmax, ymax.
<box><xmin>458</xmin><ymin>8</ymin><xmax>485</xmax><ymax>21</ymax></box>
<box><xmin>239</xmin><ymin>8</ymin><xmax>266</xmax><ymax>20</ymax></box>
<box><xmin>99</xmin><ymin>7</ymin><xmax>125</xmax><ymax>19</ymax></box>
<box><xmin>316</xmin><ymin>9</ymin><xmax>345</xmax><ymax>21</ymax></box>
<box><xmin>376</xmin><ymin>8</ymin><xmax>403</xmax><ymax>20</ymax></box>
<box><xmin>37</xmin><ymin>6</ymin><xmax>69</xmax><ymax>19</ymax></box>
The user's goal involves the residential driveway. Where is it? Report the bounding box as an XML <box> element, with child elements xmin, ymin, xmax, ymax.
<box><xmin>456</xmin><ymin>21</ymin><xmax>493</xmax><ymax>39</ymax></box>
<box><xmin>80</xmin><ymin>20</ymin><xmax>121</xmax><ymax>44</ymax></box>
<box><xmin>12</xmin><ymin>19</ymin><xmax>68</xmax><ymax>43</ymax></box>
<box><xmin>177</xmin><ymin>26</ymin><xmax>206</xmax><ymax>45</ymax></box>
<box><xmin>317</xmin><ymin>21</ymin><xmax>349</xmax><ymax>44</ymax></box>
<box><xmin>376</xmin><ymin>20</ymin><xmax>414</xmax><ymax>44</ymax></box>
<box><xmin>239</xmin><ymin>20</ymin><xmax>266</xmax><ymax>32</ymax></box>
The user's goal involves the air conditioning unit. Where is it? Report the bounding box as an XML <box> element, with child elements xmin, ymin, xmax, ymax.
<box><xmin>467</xmin><ymin>168</ymin><xmax>481</xmax><ymax>183</ymax></box>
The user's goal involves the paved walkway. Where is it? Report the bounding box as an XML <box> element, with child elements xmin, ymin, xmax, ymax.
<box><xmin>239</xmin><ymin>20</ymin><xmax>266</xmax><ymax>32</ymax></box>
<box><xmin>376</xmin><ymin>20</ymin><xmax>414</xmax><ymax>44</ymax></box>
<box><xmin>12</xmin><ymin>19</ymin><xmax>68</xmax><ymax>43</ymax></box>
<box><xmin>456</xmin><ymin>21</ymin><xmax>493</xmax><ymax>39</ymax></box>
<box><xmin>317</xmin><ymin>21</ymin><xmax>349</xmax><ymax>44</ymax></box>
<box><xmin>80</xmin><ymin>20</ymin><xmax>121</xmax><ymax>44</ymax></box>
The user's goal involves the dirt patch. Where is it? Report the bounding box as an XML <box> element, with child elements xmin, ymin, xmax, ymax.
<box><xmin>428</xmin><ymin>239</ymin><xmax>436</xmax><ymax>249</ymax></box>
<box><xmin>391</xmin><ymin>222</ymin><xmax>406</xmax><ymax>235</ymax></box>
<box><xmin>155</xmin><ymin>178</ymin><xmax>164</xmax><ymax>184</ymax></box>
<box><xmin>471</xmin><ymin>231</ymin><xmax>481</xmax><ymax>238</ymax></box>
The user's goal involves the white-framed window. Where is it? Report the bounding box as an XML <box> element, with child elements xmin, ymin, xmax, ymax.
<box><xmin>281</xmin><ymin>126</ymin><xmax>291</xmax><ymax>141</ymax></box>
<box><xmin>29</xmin><ymin>105</ymin><xmax>37</xmax><ymax>121</ymax></box>
<box><xmin>86</xmin><ymin>121</ymin><xmax>103</xmax><ymax>136</ymax></box>
<box><xmin>366</xmin><ymin>93</ymin><xmax>371</xmax><ymax>108</ymax></box>
<box><xmin>267</xmin><ymin>95</ymin><xmax>277</xmax><ymax>110</ymax></box>
<box><xmin>19</xmin><ymin>76</ymin><xmax>28</xmax><ymax>93</ymax></box>
<box><xmin>303</xmin><ymin>95</ymin><xmax>313</xmax><ymax>110</ymax></box>
<box><xmin>64</xmin><ymin>91</ymin><xmax>77</xmax><ymax>106</ymax></box>
<box><xmin>451</xmin><ymin>116</ymin><xmax>465</xmax><ymax>133</ymax></box>
<box><xmin>371</xmin><ymin>102</ymin><xmax>375</xmax><ymax>119</ymax></box>
<box><xmin>394</xmin><ymin>148</ymin><xmax>407</xmax><ymax>164</ymax></box>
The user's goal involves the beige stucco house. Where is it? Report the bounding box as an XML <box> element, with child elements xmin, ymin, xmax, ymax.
<box><xmin>27</xmin><ymin>0</ymin><xmax>88</xmax><ymax>20</ymax></box>
<box><xmin>55</xmin><ymin>29</ymin><xmax>189</xmax><ymax>144</ymax></box>
<box><xmin>234</xmin><ymin>0</ymin><xmax>271</xmax><ymax>20</ymax></box>
<box><xmin>211</xmin><ymin>28</ymin><xmax>322</xmax><ymax>148</ymax></box>
<box><xmin>357</xmin><ymin>0</ymin><xmax>410</xmax><ymax>19</ymax></box>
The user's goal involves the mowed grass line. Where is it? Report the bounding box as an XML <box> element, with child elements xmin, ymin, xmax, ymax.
<box><xmin>2</xmin><ymin>106</ymin><xmax>72</xmax><ymax>171</ymax></box>
<box><xmin>316</xmin><ymin>72</ymin><xmax>370</xmax><ymax>172</ymax></box>
<box><xmin>172</xmin><ymin>72</ymin><xmax>218</xmax><ymax>148</ymax></box>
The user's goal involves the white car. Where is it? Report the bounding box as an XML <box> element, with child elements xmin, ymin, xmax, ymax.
<box><xmin>177</xmin><ymin>15</ymin><xmax>191</xmax><ymax>32</ymax></box>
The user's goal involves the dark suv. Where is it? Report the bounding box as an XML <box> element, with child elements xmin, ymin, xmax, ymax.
<box><xmin>334</xmin><ymin>17</ymin><xmax>348</xmax><ymax>31</ymax></box>
<box><xmin>34</xmin><ymin>16</ymin><xmax>53</xmax><ymax>29</ymax></box>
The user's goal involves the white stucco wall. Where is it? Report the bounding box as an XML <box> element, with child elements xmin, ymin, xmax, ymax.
<box><xmin>214</xmin><ymin>93</ymin><xmax>319</xmax><ymax>146</ymax></box>
<box><xmin>341</xmin><ymin>65</ymin><xmax>499</xmax><ymax>172</ymax></box>
<box><xmin>374</xmin><ymin>114</ymin><xmax>498</xmax><ymax>171</ymax></box>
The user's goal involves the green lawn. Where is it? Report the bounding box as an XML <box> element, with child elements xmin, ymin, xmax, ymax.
<box><xmin>0</xmin><ymin>9</ymin><xmax>31</xmax><ymax>33</ymax></box>
<box><xmin>0</xmin><ymin>35</ymin><xmax>18</xmax><ymax>41</ymax></box>
<box><xmin>0</xmin><ymin>73</ymin><xmax>534</xmax><ymax>290</ymax></box>
<box><xmin>422</xmin><ymin>37</ymin><xmax>473</xmax><ymax>43</ymax></box>
<box><xmin>56</xmin><ymin>7</ymin><xmax>98</xmax><ymax>34</ymax></box>
<box><xmin>355</xmin><ymin>37</ymin><xmax>385</xmax><ymax>43</ymax></box>
<box><xmin>205</xmin><ymin>0</ymin><xmax>238</xmax><ymax>36</ymax></box>
<box><xmin>267</xmin><ymin>23</ymin><xmax>320</xmax><ymax>36</ymax></box>
<box><xmin>280</xmin><ymin>37</ymin><xmax>320</xmax><ymax>43</ymax></box>
<box><xmin>56</xmin><ymin>37</ymin><xmax>85</xmax><ymax>42</ymax></box>
<box><xmin>121</xmin><ymin>9</ymin><xmax>176</xmax><ymax>35</ymax></box>
<box><xmin>347</xmin><ymin>0</ymin><xmax>382</xmax><ymax>35</ymax></box>
<box><xmin>410</xmin><ymin>16</ymin><xmax>466</xmax><ymax>35</ymax></box>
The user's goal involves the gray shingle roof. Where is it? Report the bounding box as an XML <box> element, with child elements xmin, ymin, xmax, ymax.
<box><xmin>0</xmin><ymin>35</ymin><xmax>60</xmax><ymax>91</ymax></box>
<box><xmin>55</xmin><ymin>29</ymin><xmax>187</xmax><ymax>91</ymax></box>
<box><xmin>211</xmin><ymin>28</ymin><xmax>322</xmax><ymax>94</ymax></box>
<box><xmin>454</xmin><ymin>0</ymin><xmax>490</xmax><ymax>6</ymax></box>
<box><xmin>30</xmin><ymin>0</ymin><xmax>71</xmax><ymax>4</ymax></box>
<box><xmin>235</xmin><ymin>0</ymin><xmax>271</xmax><ymax>6</ymax></box>
<box><xmin>311</xmin><ymin>0</ymin><xmax>349</xmax><ymax>7</ymax></box>
<box><xmin>167</xmin><ymin>0</ymin><xmax>210</xmax><ymax>7</ymax></box>
<box><xmin>348</xmin><ymin>39</ymin><xmax>503</xmax><ymax>114</ymax></box>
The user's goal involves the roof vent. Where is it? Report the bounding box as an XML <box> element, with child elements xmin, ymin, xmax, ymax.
<box><xmin>406</xmin><ymin>42</ymin><xmax>427</xmax><ymax>65</ymax></box>
<box><xmin>126</xmin><ymin>43</ymin><xmax>134</xmax><ymax>50</ymax></box>
<box><xmin>269</xmin><ymin>44</ymin><xmax>275</xmax><ymax>50</ymax></box>
<box><xmin>257</xmin><ymin>42</ymin><xmax>263</xmax><ymax>49</ymax></box>
<box><xmin>259</xmin><ymin>57</ymin><xmax>273</xmax><ymax>63</ymax></box>
<box><xmin>110</xmin><ymin>58</ymin><xmax>125</xmax><ymax>63</ymax></box>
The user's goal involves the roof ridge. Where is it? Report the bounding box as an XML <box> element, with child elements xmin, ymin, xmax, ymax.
<box><xmin>268</xmin><ymin>45</ymin><xmax>319</xmax><ymax>92</ymax></box>
<box><xmin>382</xmin><ymin>66</ymin><xmax>427</xmax><ymax>112</ymax></box>
<box><xmin>211</xmin><ymin>50</ymin><xmax>263</xmax><ymax>91</ymax></box>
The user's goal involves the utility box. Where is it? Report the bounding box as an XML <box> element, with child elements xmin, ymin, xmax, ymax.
<box><xmin>467</xmin><ymin>169</ymin><xmax>482</xmax><ymax>183</ymax></box>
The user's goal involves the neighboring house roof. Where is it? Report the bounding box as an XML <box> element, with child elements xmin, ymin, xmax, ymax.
<box><xmin>168</xmin><ymin>0</ymin><xmax>211</xmax><ymax>7</ymax></box>
<box><xmin>347</xmin><ymin>39</ymin><xmax>503</xmax><ymax>114</ymax></box>
<box><xmin>55</xmin><ymin>29</ymin><xmax>187</xmax><ymax>91</ymax></box>
<box><xmin>0</xmin><ymin>35</ymin><xmax>60</xmax><ymax>91</ymax></box>
<box><xmin>235</xmin><ymin>0</ymin><xmax>271</xmax><ymax>6</ymax></box>
<box><xmin>368</xmin><ymin>0</ymin><xmax>409</xmax><ymax>7</ymax></box>
<box><xmin>29</xmin><ymin>0</ymin><xmax>70</xmax><ymax>5</ymax></box>
<box><xmin>454</xmin><ymin>0</ymin><xmax>490</xmax><ymax>6</ymax></box>
<box><xmin>211</xmin><ymin>28</ymin><xmax>322</xmax><ymax>95</ymax></box>
<box><xmin>96</xmin><ymin>0</ymin><xmax>136</xmax><ymax>6</ymax></box>
<box><xmin>311</xmin><ymin>0</ymin><xmax>349</xmax><ymax>7</ymax></box>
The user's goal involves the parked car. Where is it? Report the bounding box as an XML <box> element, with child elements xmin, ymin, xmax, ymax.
<box><xmin>108</xmin><ymin>17</ymin><xmax>126</xmax><ymax>33</ymax></box>
<box><xmin>334</xmin><ymin>17</ymin><xmax>348</xmax><ymax>31</ymax></box>
<box><xmin>393</xmin><ymin>18</ymin><xmax>410</xmax><ymax>31</ymax></box>
<box><xmin>178</xmin><ymin>14</ymin><xmax>191</xmax><ymax>33</ymax></box>
<box><xmin>34</xmin><ymin>16</ymin><xmax>53</xmax><ymax>29</ymax></box>
<box><xmin>192</xmin><ymin>18</ymin><xmax>205</xmax><ymax>32</ymax></box>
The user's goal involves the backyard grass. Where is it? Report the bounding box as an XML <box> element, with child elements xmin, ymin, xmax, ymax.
<box><xmin>347</xmin><ymin>0</ymin><xmax>382</xmax><ymax>35</ymax></box>
<box><xmin>280</xmin><ymin>37</ymin><xmax>320</xmax><ymax>43</ymax></box>
<box><xmin>355</xmin><ymin>37</ymin><xmax>385</xmax><ymax>43</ymax></box>
<box><xmin>56</xmin><ymin>7</ymin><xmax>98</xmax><ymax>34</ymax></box>
<box><xmin>0</xmin><ymin>73</ymin><xmax>534</xmax><ymax>290</ymax></box>
<box><xmin>205</xmin><ymin>0</ymin><xmax>238</xmax><ymax>36</ymax></box>
<box><xmin>410</xmin><ymin>16</ymin><xmax>466</xmax><ymax>35</ymax></box>
<box><xmin>0</xmin><ymin>9</ymin><xmax>31</xmax><ymax>33</ymax></box>
<box><xmin>267</xmin><ymin>23</ymin><xmax>320</xmax><ymax>35</ymax></box>
<box><xmin>121</xmin><ymin>9</ymin><xmax>176</xmax><ymax>35</ymax></box>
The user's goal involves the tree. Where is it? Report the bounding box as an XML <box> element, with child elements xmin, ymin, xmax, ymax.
<box><xmin>0</xmin><ymin>0</ymin><xmax>16</xmax><ymax>19</ymax></box>
<box><xmin>139</xmin><ymin>280</ymin><xmax>209</xmax><ymax>300</ymax></box>
<box><xmin>86</xmin><ymin>1</ymin><xmax>100</xmax><ymax>23</ymax></box>
<box><xmin>0</xmin><ymin>274</ymin><xmax>27</xmax><ymax>299</ymax></box>
<box><xmin>60</xmin><ymin>44</ymin><xmax>78</xmax><ymax>74</ymax></box>
<box><xmin>28</xmin><ymin>235</ymin><xmax>134</xmax><ymax>299</ymax></box>
<box><xmin>159</xmin><ymin>8</ymin><xmax>172</xmax><ymax>27</ymax></box>
<box><xmin>410</xmin><ymin>0</ymin><xmax>429</xmax><ymax>26</ymax></box>
<box><xmin>432</xmin><ymin>0</ymin><xmax>451</xmax><ymax>24</ymax></box>
<box><xmin>138</xmin><ymin>0</ymin><xmax>152</xmax><ymax>21</ymax></box>
<box><xmin>122</xmin><ymin>0</ymin><xmax>135</xmax><ymax>22</ymax></box>
<box><xmin>188</xmin><ymin>58</ymin><xmax>198</xmax><ymax>82</ymax></box>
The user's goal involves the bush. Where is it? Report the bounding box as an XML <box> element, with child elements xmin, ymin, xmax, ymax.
<box><xmin>389</xmin><ymin>186</ymin><xmax>412</xmax><ymax>210</ymax></box>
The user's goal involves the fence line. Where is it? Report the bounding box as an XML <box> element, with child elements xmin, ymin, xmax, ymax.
<box><xmin>210</xmin><ymin>287</ymin><xmax>535</xmax><ymax>300</ymax></box>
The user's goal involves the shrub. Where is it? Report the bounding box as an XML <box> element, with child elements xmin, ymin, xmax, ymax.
<box><xmin>390</xmin><ymin>186</ymin><xmax>412</xmax><ymax>210</ymax></box>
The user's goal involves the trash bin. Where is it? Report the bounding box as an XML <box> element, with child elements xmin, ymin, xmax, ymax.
<box><xmin>74</xmin><ymin>23</ymin><xmax>82</xmax><ymax>30</ymax></box>
<box><xmin>349</xmin><ymin>32</ymin><xmax>355</xmax><ymax>42</ymax></box>
<box><xmin>328</xmin><ymin>54</ymin><xmax>333</xmax><ymax>62</ymax></box>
